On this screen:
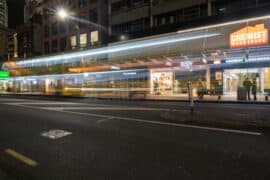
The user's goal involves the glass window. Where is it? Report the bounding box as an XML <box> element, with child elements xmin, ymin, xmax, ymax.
<box><xmin>52</xmin><ymin>40</ymin><xmax>58</xmax><ymax>53</ymax></box>
<box><xmin>79</xmin><ymin>0</ymin><xmax>88</xmax><ymax>8</ymax></box>
<box><xmin>60</xmin><ymin>37</ymin><xmax>67</xmax><ymax>51</ymax></box>
<box><xmin>80</xmin><ymin>33</ymin><xmax>87</xmax><ymax>48</ymax></box>
<box><xmin>90</xmin><ymin>30</ymin><xmax>99</xmax><ymax>46</ymax></box>
<box><xmin>70</xmin><ymin>35</ymin><xmax>77</xmax><ymax>49</ymax></box>
<box><xmin>52</xmin><ymin>22</ymin><xmax>58</xmax><ymax>35</ymax></box>
<box><xmin>60</xmin><ymin>22</ymin><xmax>66</xmax><ymax>33</ymax></box>
<box><xmin>44</xmin><ymin>25</ymin><xmax>50</xmax><ymax>37</ymax></box>
<box><xmin>44</xmin><ymin>42</ymin><xmax>50</xmax><ymax>54</ymax></box>
<box><xmin>89</xmin><ymin>9</ymin><xmax>98</xmax><ymax>23</ymax></box>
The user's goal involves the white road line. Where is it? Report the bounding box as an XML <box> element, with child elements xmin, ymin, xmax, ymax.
<box><xmin>62</xmin><ymin>110</ymin><xmax>262</xmax><ymax>136</ymax></box>
<box><xmin>5</xmin><ymin>102</ymin><xmax>80</xmax><ymax>105</ymax></box>
<box><xmin>96</xmin><ymin>117</ymin><xmax>114</xmax><ymax>124</ymax></box>
<box><xmin>3</xmin><ymin>102</ymin><xmax>262</xmax><ymax>136</ymax></box>
<box><xmin>41</xmin><ymin>106</ymin><xmax>190</xmax><ymax>112</ymax></box>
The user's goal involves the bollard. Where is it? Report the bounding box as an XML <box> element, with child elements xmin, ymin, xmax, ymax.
<box><xmin>187</xmin><ymin>82</ymin><xmax>194</xmax><ymax>114</ymax></box>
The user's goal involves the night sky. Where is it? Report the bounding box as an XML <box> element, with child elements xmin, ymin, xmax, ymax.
<box><xmin>7</xmin><ymin>0</ymin><xmax>25</xmax><ymax>28</ymax></box>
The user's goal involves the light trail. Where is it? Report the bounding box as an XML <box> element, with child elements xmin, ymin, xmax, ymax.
<box><xmin>12</xmin><ymin>32</ymin><xmax>220</xmax><ymax>68</ymax></box>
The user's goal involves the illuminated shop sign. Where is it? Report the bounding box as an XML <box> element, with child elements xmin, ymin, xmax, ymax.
<box><xmin>180</xmin><ymin>61</ymin><xmax>193</xmax><ymax>68</ymax></box>
<box><xmin>0</xmin><ymin>71</ymin><xmax>10</xmax><ymax>79</ymax></box>
<box><xmin>230</xmin><ymin>24</ymin><xmax>268</xmax><ymax>48</ymax></box>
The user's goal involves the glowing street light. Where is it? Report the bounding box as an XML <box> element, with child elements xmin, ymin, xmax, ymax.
<box><xmin>57</xmin><ymin>8</ymin><xmax>69</xmax><ymax>20</ymax></box>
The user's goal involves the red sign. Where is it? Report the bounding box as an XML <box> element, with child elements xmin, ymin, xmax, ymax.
<box><xmin>230</xmin><ymin>24</ymin><xmax>268</xmax><ymax>48</ymax></box>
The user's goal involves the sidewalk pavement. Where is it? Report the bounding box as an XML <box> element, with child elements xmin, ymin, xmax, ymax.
<box><xmin>161</xmin><ymin>108</ymin><xmax>269</xmax><ymax>128</ymax></box>
<box><xmin>1</xmin><ymin>92</ymin><xmax>270</xmax><ymax>104</ymax></box>
<box><xmin>146</xmin><ymin>94</ymin><xmax>270</xmax><ymax>104</ymax></box>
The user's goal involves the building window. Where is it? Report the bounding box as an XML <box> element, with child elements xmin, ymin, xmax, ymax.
<box><xmin>44</xmin><ymin>42</ymin><xmax>50</xmax><ymax>54</ymax></box>
<box><xmin>79</xmin><ymin>0</ymin><xmax>88</xmax><ymax>8</ymax></box>
<box><xmin>89</xmin><ymin>0</ymin><xmax>97</xmax><ymax>4</ymax></box>
<box><xmin>89</xmin><ymin>8</ymin><xmax>98</xmax><ymax>23</ymax></box>
<box><xmin>52</xmin><ymin>22</ymin><xmax>58</xmax><ymax>35</ymax></box>
<box><xmin>70</xmin><ymin>35</ymin><xmax>77</xmax><ymax>49</ymax></box>
<box><xmin>60</xmin><ymin>22</ymin><xmax>66</xmax><ymax>33</ymax></box>
<box><xmin>69</xmin><ymin>0</ymin><xmax>76</xmax><ymax>8</ymax></box>
<box><xmin>80</xmin><ymin>33</ymin><xmax>87</xmax><ymax>48</ymax></box>
<box><xmin>44</xmin><ymin>25</ymin><xmax>50</xmax><ymax>37</ymax></box>
<box><xmin>52</xmin><ymin>40</ymin><xmax>58</xmax><ymax>53</ymax></box>
<box><xmin>90</xmin><ymin>30</ymin><xmax>99</xmax><ymax>46</ymax></box>
<box><xmin>60</xmin><ymin>37</ymin><xmax>67</xmax><ymax>51</ymax></box>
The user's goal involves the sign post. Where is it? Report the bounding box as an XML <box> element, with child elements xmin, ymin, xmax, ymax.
<box><xmin>187</xmin><ymin>81</ymin><xmax>194</xmax><ymax>114</ymax></box>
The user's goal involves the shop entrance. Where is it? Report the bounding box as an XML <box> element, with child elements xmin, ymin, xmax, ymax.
<box><xmin>223</xmin><ymin>68</ymin><xmax>263</xmax><ymax>95</ymax></box>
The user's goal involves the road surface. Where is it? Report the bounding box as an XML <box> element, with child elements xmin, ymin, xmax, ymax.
<box><xmin>0</xmin><ymin>97</ymin><xmax>269</xmax><ymax>180</ymax></box>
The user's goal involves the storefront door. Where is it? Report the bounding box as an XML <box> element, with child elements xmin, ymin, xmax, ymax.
<box><xmin>223</xmin><ymin>68</ymin><xmax>263</xmax><ymax>95</ymax></box>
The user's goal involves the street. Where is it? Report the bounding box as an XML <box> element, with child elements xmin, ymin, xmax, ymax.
<box><xmin>0</xmin><ymin>97</ymin><xmax>269</xmax><ymax>179</ymax></box>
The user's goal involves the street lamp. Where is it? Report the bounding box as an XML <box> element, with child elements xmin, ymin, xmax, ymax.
<box><xmin>57</xmin><ymin>8</ymin><xmax>68</xmax><ymax>20</ymax></box>
<box><xmin>57</xmin><ymin>8</ymin><xmax>80</xmax><ymax>49</ymax></box>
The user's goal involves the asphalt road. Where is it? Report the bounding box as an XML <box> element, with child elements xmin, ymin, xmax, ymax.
<box><xmin>0</xmin><ymin>96</ymin><xmax>270</xmax><ymax>180</ymax></box>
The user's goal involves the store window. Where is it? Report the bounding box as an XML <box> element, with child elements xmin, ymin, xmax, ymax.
<box><xmin>80</xmin><ymin>33</ymin><xmax>87</xmax><ymax>48</ymax></box>
<box><xmin>70</xmin><ymin>35</ymin><xmax>77</xmax><ymax>49</ymax></box>
<box><xmin>90</xmin><ymin>30</ymin><xmax>99</xmax><ymax>46</ymax></box>
<box><xmin>151</xmin><ymin>72</ymin><xmax>173</xmax><ymax>95</ymax></box>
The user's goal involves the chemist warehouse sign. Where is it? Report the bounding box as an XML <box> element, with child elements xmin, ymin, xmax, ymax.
<box><xmin>230</xmin><ymin>23</ymin><xmax>269</xmax><ymax>48</ymax></box>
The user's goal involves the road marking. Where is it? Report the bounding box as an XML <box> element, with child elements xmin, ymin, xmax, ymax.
<box><xmin>41</xmin><ymin>129</ymin><xmax>72</xmax><ymax>140</ymax></box>
<box><xmin>4</xmin><ymin>102</ymin><xmax>262</xmax><ymax>136</ymax></box>
<box><xmin>62</xmin><ymin>110</ymin><xmax>262</xmax><ymax>136</ymax></box>
<box><xmin>5</xmin><ymin>149</ymin><xmax>38</xmax><ymax>167</ymax></box>
<box><xmin>5</xmin><ymin>102</ymin><xmax>80</xmax><ymax>105</ymax></box>
<box><xmin>41</xmin><ymin>106</ymin><xmax>189</xmax><ymax>112</ymax></box>
<box><xmin>96</xmin><ymin>117</ymin><xmax>114</xmax><ymax>124</ymax></box>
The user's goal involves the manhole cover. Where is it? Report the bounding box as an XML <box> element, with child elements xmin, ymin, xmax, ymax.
<box><xmin>41</xmin><ymin>129</ymin><xmax>72</xmax><ymax>139</ymax></box>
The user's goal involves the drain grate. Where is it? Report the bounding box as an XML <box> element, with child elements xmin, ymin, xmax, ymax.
<box><xmin>41</xmin><ymin>129</ymin><xmax>72</xmax><ymax>140</ymax></box>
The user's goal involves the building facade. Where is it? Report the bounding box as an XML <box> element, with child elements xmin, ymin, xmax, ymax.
<box><xmin>3</xmin><ymin>1</ymin><xmax>270</xmax><ymax>101</ymax></box>
<box><xmin>108</xmin><ymin>0</ymin><xmax>270</xmax><ymax>42</ymax></box>
<box><xmin>0</xmin><ymin>0</ymin><xmax>8</xmax><ymax>27</ymax></box>
<box><xmin>3</xmin><ymin>14</ymin><xmax>270</xmax><ymax>101</ymax></box>
<box><xmin>41</xmin><ymin>0</ymin><xmax>108</xmax><ymax>55</ymax></box>
<box><xmin>17</xmin><ymin>0</ymin><xmax>43</xmax><ymax>58</ymax></box>
<box><xmin>0</xmin><ymin>27</ymin><xmax>16</xmax><ymax>62</ymax></box>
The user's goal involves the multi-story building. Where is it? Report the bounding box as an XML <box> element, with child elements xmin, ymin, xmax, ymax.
<box><xmin>0</xmin><ymin>27</ymin><xmax>16</xmax><ymax>61</ymax></box>
<box><xmin>0</xmin><ymin>0</ymin><xmax>8</xmax><ymax>27</ymax></box>
<box><xmin>108</xmin><ymin>0</ymin><xmax>270</xmax><ymax>42</ymax></box>
<box><xmin>15</xmin><ymin>0</ymin><xmax>43</xmax><ymax>58</ymax></box>
<box><xmin>41</xmin><ymin>0</ymin><xmax>108</xmax><ymax>55</ymax></box>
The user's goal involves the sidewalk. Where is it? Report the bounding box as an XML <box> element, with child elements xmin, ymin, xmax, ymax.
<box><xmin>146</xmin><ymin>94</ymin><xmax>270</xmax><ymax>104</ymax></box>
<box><xmin>1</xmin><ymin>92</ymin><xmax>270</xmax><ymax>104</ymax></box>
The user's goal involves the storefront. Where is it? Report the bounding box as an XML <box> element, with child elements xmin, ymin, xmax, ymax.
<box><xmin>4</xmin><ymin>14</ymin><xmax>270</xmax><ymax>100</ymax></box>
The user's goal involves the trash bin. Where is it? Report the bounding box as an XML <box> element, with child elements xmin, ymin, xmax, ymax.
<box><xmin>237</xmin><ymin>87</ymin><xmax>247</xmax><ymax>100</ymax></box>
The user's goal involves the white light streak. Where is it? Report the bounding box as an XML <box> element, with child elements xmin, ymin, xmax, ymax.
<box><xmin>177</xmin><ymin>14</ymin><xmax>270</xmax><ymax>34</ymax></box>
<box><xmin>14</xmin><ymin>33</ymin><xmax>219</xmax><ymax>67</ymax></box>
